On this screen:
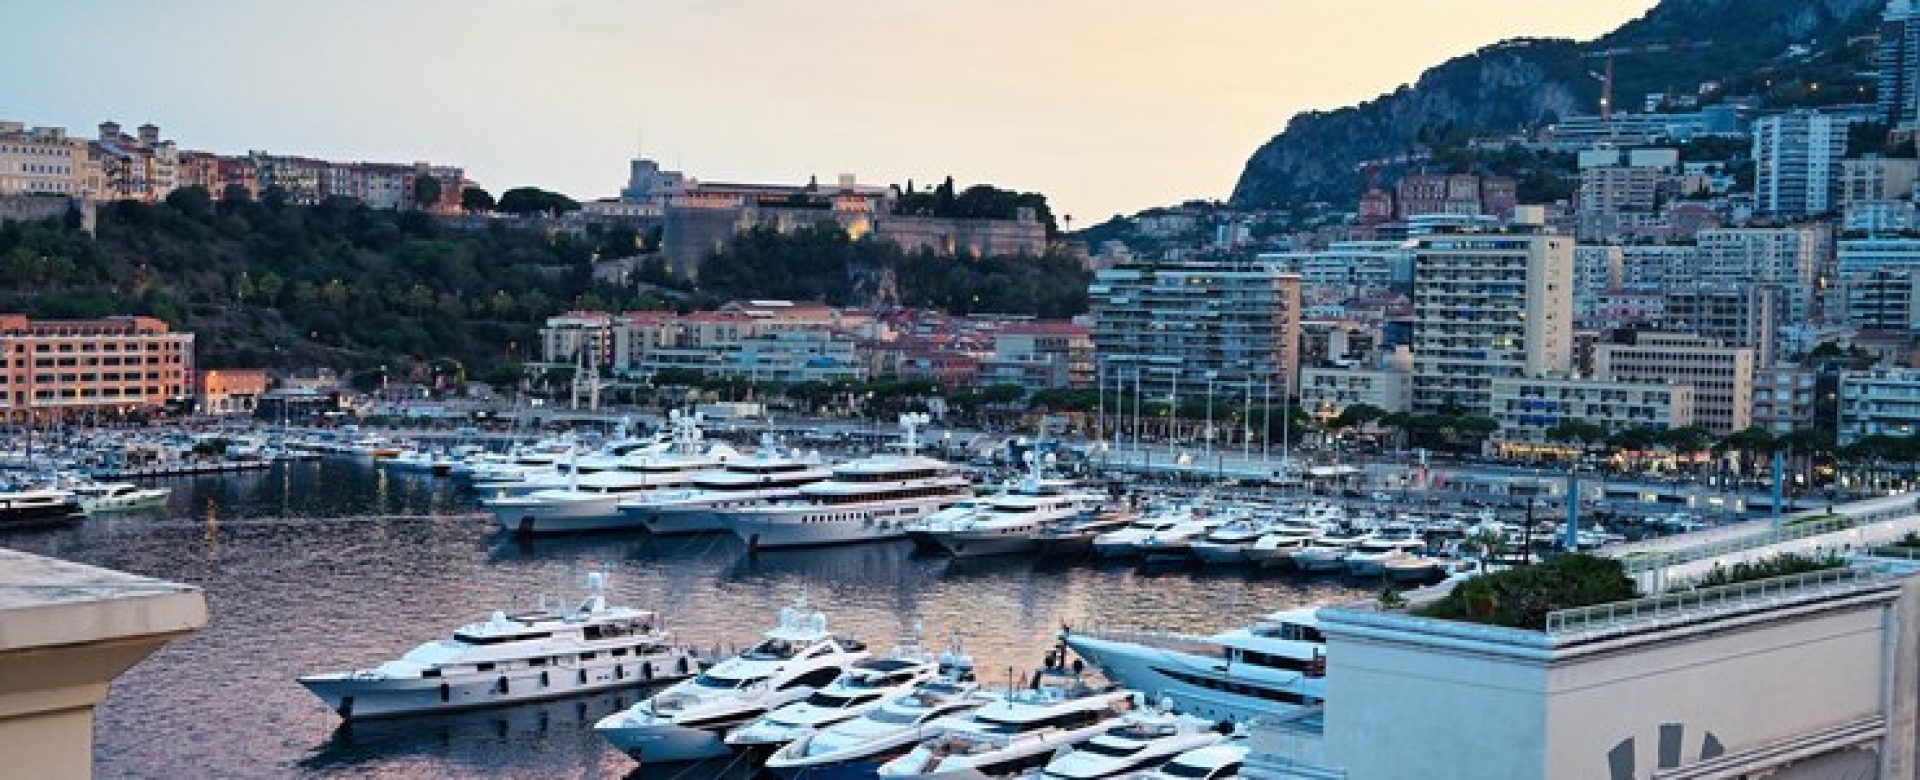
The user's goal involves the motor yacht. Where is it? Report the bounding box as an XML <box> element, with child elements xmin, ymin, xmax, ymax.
<box><xmin>1290</xmin><ymin>532</ymin><xmax>1370</xmax><ymax>574</ymax></box>
<box><xmin>0</xmin><ymin>487</ymin><xmax>83</xmax><ymax>526</ymax></box>
<box><xmin>725</xmin><ymin>629</ymin><xmax>940</xmax><ymax>749</ymax></box>
<box><xmin>1135</xmin><ymin>512</ymin><xmax>1232</xmax><ymax>563</ymax></box>
<box><xmin>1062</xmin><ymin>609</ymin><xmax>1326</xmax><ymax>723</ymax></box>
<box><xmin>1243</xmin><ymin>518</ymin><xmax>1328</xmax><ymax>569</ymax></box>
<box><xmin>595</xmin><ymin>598</ymin><xmax>868</xmax><ymax>763</ymax></box>
<box><xmin>919</xmin><ymin>454</ymin><xmax>1106</xmax><ymax>558</ymax></box>
<box><xmin>729</xmin><ymin>414</ymin><xmax>972</xmax><ymax>550</ymax></box>
<box><xmin>70</xmin><ymin>481</ymin><xmax>170</xmax><ymax>513</ymax></box>
<box><xmin>1033</xmin><ymin>701</ymin><xmax>1224</xmax><ymax>779</ymax></box>
<box><xmin>484</xmin><ymin>417</ymin><xmax>739</xmax><ymax>534</ymax></box>
<box><xmin>903</xmin><ymin>497</ymin><xmax>988</xmax><ymax>552</ymax></box>
<box><xmin>1188</xmin><ymin>517</ymin><xmax>1271</xmax><ymax>566</ymax></box>
<box><xmin>874</xmin><ymin>672</ymin><xmax>1133</xmax><ymax>779</ymax></box>
<box><xmin>1342</xmin><ymin>534</ymin><xmax>1428</xmax><ymax>577</ymax></box>
<box><xmin>616</xmin><ymin>436</ymin><xmax>833</xmax><ymax>535</ymax></box>
<box><xmin>297</xmin><ymin>572</ymin><xmax>696</xmax><ymax>720</ymax></box>
<box><xmin>1139</xmin><ymin>743</ymin><xmax>1249</xmax><ymax>780</ymax></box>
<box><xmin>765</xmin><ymin>638</ymin><xmax>991</xmax><ymax>780</ymax></box>
<box><xmin>1090</xmin><ymin>508</ymin><xmax>1197</xmax><ymax>559</ymax></box>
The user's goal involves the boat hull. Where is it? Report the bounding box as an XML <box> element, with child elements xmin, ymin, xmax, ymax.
<box><xmin>596</xmin><ymin>719</ymin><xmax>735</xmax><ymax>763</ymax></box>
<box><xmin>1190</xmin><ymin>542</ymin><xmax>1251</xmax><ymax>565</ymax></box>
<box><xmin>0</xmin><ymin>503</ymin><xmax>84</xmax><ymax>527</ymax></box>
<box><xmin>623</xmin><ymin>506</ymin><xmax>729</xmax><ymax>535</ymax></box>
<box><xmin>487</xmin><ymin>498</ymin><xmax>645</xmax><ymax>534</ymax></box>
<box><xmin>300</xmin><ymin>656</ymin><xmax>690</xmax><ymax>720</ymax></box>
<box><xmin>929</xmin><ymin>531</ymin><xmax>1039</xmax><ymax>558</ymax></box>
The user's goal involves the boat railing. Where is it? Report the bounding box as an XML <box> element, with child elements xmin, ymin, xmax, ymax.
<box><xmin>1544</xmin><ymin>564</ymin><xmax>1895</xmax><ymax>637</ymax></box>
<box><xmin>1064</xmin><ymin>626</ymin><xmax>1217</xmax><ymax>658</ymax></box>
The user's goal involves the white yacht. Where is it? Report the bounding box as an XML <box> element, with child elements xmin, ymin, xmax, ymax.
<box><xmin>595</xmin><ymin>599</ymin><xmax>869</xmax><ymax>763</ymax></box>
<box><xmin>297</xmin><ymin>573</ymin><xmax>696</xmax><ymax>720</ymax></box>
<box><xmin>875</xmin><ymin>674</ymin><xmax>1133</xmax><ymax>779</ymax></box>
<box><xmin>1342</xmin><ymin>534</ymin><xmax>1428</xmax><ymax>577</ymax></box>
<box><xmin>903</xmin><ymin>497</ymin><xmax>989</xmax><ymax>552</ymax></box>
<box><xmin>1242</xmin><ymin>518</ymin><xmax>1328</xmax><ymax>569</ymax></box>
<box><xmin>919</xmin><ymin>455</ymin><xmax>1106</xmax><ymax>558</ymax></box>
<box><xmin>1090</xmin><ymin>510</ymin><xmax>1194</xmax><ymax>559</ymax></box>
<box><xmin>1135</xmin><ymin>513</ymin><xmax>1232</xmax><ymax>563</ymax></box>
<box><xmin>70</xmin><ymin>482</ymin><xmax>170</xmax><ymax>513</ymax></box>
<box><xmin>1140</xmin><ymin>743</ymin><xmax>1249</xmax><ymax>780</ymax></box>
<box><xmin>725</xmin><ymin>630</ymin><xmax>940</xmax><ymax>749</ymax></box>
<box><xmin>1061</xmin><ymin>608</ymin><xmax>1326</xmax><ymax>723</ymax></box>
<box><xmin>0</xmin><ymin>487</ymin><xmax>83</xmax><ymax>526</ymax></box>
<box><xmin>765</xmin><ymin>639</ymin><xmax>991</xmax><ymax>779</ymax></box>
<box><xmin>729</xmin><ymin>414</ymin><xmax>972</xmax><ymax>550</ymax></box>
<box><xmin>1034</xmin><ymin>702</ymin><xmax>1224</xmax><ymax>780</ymax></box>
<box><xmin>1290</xmin><ymin>532</ymin><xmax>1370</xmax><ymax>574</ymax></box>
<box><xmin>1188</xmin><ymin>518</ymin><xmax>1271</xmax><ymax>566</ymax></box>
<box><xmin>484</xmin><ymin>417</ymin><xmax>739</xmax><ymax>534</ymax></box>
<box><xmin>616</xmin><ymin>437</ymin><xmax>834</xmax><ymax>535</ymax></box>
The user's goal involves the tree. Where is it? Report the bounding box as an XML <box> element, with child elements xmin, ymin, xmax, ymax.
<box><xmin>496</xmin><ymin>187</ymin><xmax>581</xmax><ymax>216</ymax></box>
<box><xmin>460</xmin><ymin>186</ymin><xmax>495</xmax><ymax>213</ymax></box>
<box><xmin>413</xmin><ymin>175</ymin><xmax>444</xmax><ymax>210</ymax></box>
<box><xmin>1330</xmin><ymin>403</ymin><xmax>1388</xmax><ymax>430</ymax></box>
<box><xmin>1547</xmin><ymin>420</ymin><xmax>1609</xmax><ymax>447</ymax></box>
<box><xmin>164</xmin><ymin>186</ymin><xmax>213</xmax><ymax>222</ymax></box>
<box><xmin>1660</xmin><ymin>425</ymin><xmax>1715</xmax><ymax>454</ymax></box>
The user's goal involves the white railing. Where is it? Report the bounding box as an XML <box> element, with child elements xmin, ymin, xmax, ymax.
<box><xmin>1545</xmin><ymin>566</ymin><xmax>1884</xmax><ymax>636</ymax></box>
<box><xmin>1619</xmin><ymin>514</ymin><xmax>1862</xmax><ymax>574</ymax></box>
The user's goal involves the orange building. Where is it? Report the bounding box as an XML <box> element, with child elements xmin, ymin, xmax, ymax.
<box><xmin>198</xmin><ymin>369</ymin><xmax>269</xmax><ymax>416</ymax></box>
<box><xmin>0</xmin><ymin>315</ymin><xmax>194</xmax><ymax>421</ymax></box>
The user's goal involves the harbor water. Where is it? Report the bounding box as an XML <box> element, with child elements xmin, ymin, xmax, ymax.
<box><xmin>0</xmin><ymin>460</ymin><xmax>1366</xmax><ymax>779</ymax></box>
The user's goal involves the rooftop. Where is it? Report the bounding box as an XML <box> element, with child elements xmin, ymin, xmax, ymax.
<box><xmin>0</xmin><ymin>549</ymin><xmax>206</xmax><ymax>654</ymax></box>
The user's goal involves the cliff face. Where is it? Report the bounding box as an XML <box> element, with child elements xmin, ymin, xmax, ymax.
<box><xmin>1228</xmin><ymin>0</ymin><xmax>1883</xmax><ymax>208</ymax></box>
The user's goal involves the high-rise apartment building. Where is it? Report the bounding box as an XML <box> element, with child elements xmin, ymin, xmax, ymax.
<box><xmin>1572</xmin><ymin>245</ymin><xmax>1623</xmax><ymax>323</ymax></box>
<box><xmin>1090</xmin><ymin>259</ymin><xmax>1302</xmax><ymax>401</ymax></box>
<box><xmin>1660</xmin><ymin>285</ymin><xmax>1780</xmax><ymax>368</ymax></box>
<box><xmin>1410</xmin><ymin>211</ymin><xmax>1574</xmax><ymax>417</ymax></box>
<box><xmin>1696</xmin><ymin>227</ymin><xmax>1821</xmax><ymax>325</ymax></box>
<box><xmin>1752</xmin><ymin>110</ymin><xmax>1866</xmax><ymax>218</ymax></box>
<box><xmin>1882</xmin><ymin>0</ymin><xmax>1920</xmax><ymax>127</ymax></box>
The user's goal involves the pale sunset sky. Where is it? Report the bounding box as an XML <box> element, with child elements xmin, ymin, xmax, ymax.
<box><xmin>1</xmin><ymin>1</ymin><xmax>1657</xmax><ymax>221</ymax></box>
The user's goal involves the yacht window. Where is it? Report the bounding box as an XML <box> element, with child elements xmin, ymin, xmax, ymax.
<box><xmin>777</xmin><ymin>667</ymin><xmax>842</xmax><ymax>691</ymax></box>
<box><xmin>1161</xmin><ymin>761</ymin><xmax>1220</xmax><ymax>778</ymax></box>
<box><xmin>580</xmin><ymin>652</ymin><xmax>598</xmax><ymax>661</ymax></box>
<box><xmin>611</xmin><ymin>648</ymin><xmax>629</xmax><ymax>657</ymax></box>
<box><xmin>867</xmin><ymin>707</ymin><xmax>920</xmax><ymax>725</ymax></box>
<box><xmin>695</xmin><ymin>672</ymin><xmax>765</xmax><ymax>689</ymax></box>
<box><xmin>529</xmin><ymin>657</ymin><xmax>549</xmax><ymax>667</ymax></box>
<box><xmin>803</xmin><ymin>691</ymin><xmax>881</xmax><ymax>708</ymax></box>
<box><xmin>476</xmin><ymin>662</ymin><xmax>496</xmax><ymax>672</ymax></box>
<box><xmin>1074</xmin><ymin>741</ymin><xmax>1142</xmax><ymax>757</ymax></box>
<box><xmin>454</xmin><ymin>631</ymin><xmax>552</xmax><ymax>645</ymax></box>
<box><xmin>744</xmin><ymin>639</ymin><xmax>799</xmax><ymax>660</ymax></box>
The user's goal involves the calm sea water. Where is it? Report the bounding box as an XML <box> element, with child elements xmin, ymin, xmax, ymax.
<box><xmin>0</xmin><ymin>460</ymin><xmax>1364</xmax><ymax>779</ymax></box>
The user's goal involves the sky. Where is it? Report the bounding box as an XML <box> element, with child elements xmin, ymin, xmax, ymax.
<box><xmin>0</xmin><ymin>1</ymin><xmax>1657</xmax><ymax>222</ymax></box>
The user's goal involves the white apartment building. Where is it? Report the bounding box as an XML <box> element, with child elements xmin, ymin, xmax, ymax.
<box><xmin>1696</xmin><ymin>227</ymin><xmax>1821</xmax><ymax>324</ymax></box>
<box><xmin>1089</xmin><ymin>259</ymin><xmax>1302</xmax><ymax>399</ymax></box>
<box><xmin>1839</xmin><ymin>156</ymin><xmax>1920</xmax><ymax>205</ymax></box>
<box><xmin>1752</xmin><ymin>110</ymin><xmax>1864</xmax><ymax>218</ymax></box>
<box><xmin>536</xmin><ymin>311</ymin><xmax>615</xmax><ymax>369</ymax></box>
<box><xmin>612</xmin><ymin>306</ymin><xmax>865</xmax><ymax>385</ymax></box>
<box><xmin>1490</xmin><ymin>376</ymin><xmax>1694</xmax><ymax>446</ymax></box>
<box><xmin>1839</xmin><ymin>366</ymin><xmax>1920</xmax><ymax>444</ymax></box>
<box><xmin>1299</xmin><ymin>347</ymin><xmax>1414</xmax><ymax>421</ymax></box>
<box><xmin>1618</xmin><ymin>244</ymin><xmax>1694</xmax><ymax>291</ymax></box>
<box><xmin>1844</xmin><ymin>199</ymin><xmax>1920</xmax><ymax>235</ymax></box>
<box><xmin>1573</xmin><ymin>245</ymin><xmax>1623</xmax><ymax>322</ymax></box>
<box><xmin>0</xmin><ymin>120</ymin><xmax>86</xmax><ymax>196</ymax></box>
<box><xmin>1410</xmin><ymin>212</ymin><xmax>1574</xmax><ymax>417</ymax></box>
<box><xmin>1752</xmin><ymin>366</ymin><xmax>1817</xmax><ymax>435</ymax></box>
<box><xmin>1838</xmin><ymin>235</ymin><xmax>1920</xmax><ymax>276</ymax></box>
<box><xmin>1594</xmin><ymin>332</ymin><xmax>1754</xmax><ymax>435</ymax></box>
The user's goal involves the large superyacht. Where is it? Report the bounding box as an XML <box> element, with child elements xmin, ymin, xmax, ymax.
<box><xmin>615</xmin><ymin>434</ymin><xmax>835</xmax><ymax>535</ymax></box>
<box><xmin>1059</xmin><ymin>608</ymin><xmax>1326</xmax><ymax>723</ymax></box>
<box><xmin>728</xmin><ymin>414</ymin><xmax>972</xmax><ymax>550</ymax></box>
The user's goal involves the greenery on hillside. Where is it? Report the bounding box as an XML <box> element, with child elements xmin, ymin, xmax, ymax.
<box><xmin>894</xmin><ymin>177</ymin><xmax>1060</xmax><ymax>234</ymax></box>
<box><xmin>0</xmin><ymin>190</ymin><xmax>646</xmax><ymax>376</ymax></box>
<box><xmin>697</xmin><ymin>224</ymin><xmax>1090</xmax><ymax>318</ymax></box>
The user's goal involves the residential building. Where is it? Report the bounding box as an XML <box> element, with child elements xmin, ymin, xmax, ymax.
<box><xmin>1752</xmin><ymin>110</ymin><xmax>1868</xmax><ymax>218</ymax></box>
<box><xmin>976</xmin><ymin>321</ymin><xmax>1094</xmax><ymax>390</ymax></box>
<box><xmin>536</xmin><ymin>311</ymin><xmax>616</xmax><ymax>370</ymax></box>
<box><xmin>197</xmin><ymin>369</ymin><xmax>269</xmax><ymax>416</ymax></box>
<box><xmin>1594</xmin><ymin>331</ymin><xmax>1754</xmax><ymax>435</ymax></box>
<box><xmin>1842</xmin><ymin>267</ymin><xmax>1920</xmax><ymax>332</ymax></box>
<box><xmin>1089</xmin><ymin>258</ymin><xmax>1302</xmax><ymax>400</ymax></box>
<box><xmin>1619</xmin><ymin>244</ymin><xmax>1693</xmax><ymax>291</ymax></box>
<box><xmin>0</xmin><ymin>315</ymin><xmax>195</xmax><ymax>422</ymax></box>
<box><xmin>610</xmin><ymin>301</ymin><xmax>867</xmax><ymax>384</ymax></box>
<box><xmin>1696</xmin><ymin>226</ymin><xmax>1821</xmax><ymax>325</ymax></box>
<box><xmin>1882</xmin><ymin>0</ymin><xmax>1920</xmax><ymax>126</ymax></box>
<box><xmin>1393</xmin><ymin>174</ymin><xmax>1515</xmax><ymax>220</ymax></box>
<box><xmin>1410</xmin><ymin>209</ymin><xmax>1574</xmax><ymax>417</ymax></box>
<box><xmin>1589</xmin><ymin>290</ymin><xmax>1665</xmax><ymax>330</ymax></box>
<box><xmin>0</xmin><ymin>120</ymin><xmax>86</xmax><ymax>196</ymax></box>
<box><xmin>1839</xmin><ymin>156</ymin><xmax>1920</xmax><ymax>205</ymax></box>
<box><xmin>1574</xmin><ymin>147</ymin><xmax>1681</xmax><ymax>239</ymax></box>
<box><xmin>1844</xmin><ymin>199</ymin><xmax>1920</xmax><ymax>235</ymax></box>
<box><xmin>1267</xmin><ymin>241</ymin><xmax>1412</xmax><ymax>296</ymax></box>
<box><xmin>1299</xmin><ymin>346</ymin><xmax>1415</xmax><ymax>420</ymax></box>
<box><xmin>1838</xmin><ymin>235</ymin><xmax>1920</xmax><ymax>276</ymax></box>
<box><xmin>1839</xmin><ymin>366</ymin><xmax>1920</xmax><ymax>443</ymax></box>
<box><xmin>1752</xmin><ymin>366</ymin><xmax>1817</xmax><ymax>435</ymax></box>
<box><xmin>84</xmin><ymin>121</ymin><xmax>177</xmax><ymax>203</ymax></box>
<box><xmin>1572</xmin><ymin>245</ymin><xmax>1623</xmax><ymax>322</ymax></box>
<box><xmin>1660</xmin><ymin>285</ymin><xmax>1780</xmax><ymax>368</ymax></box>
<box><xmin>1490</xmin><ymin>376</ymin><xmax>1694</xmax><ymax>450</ymax></box>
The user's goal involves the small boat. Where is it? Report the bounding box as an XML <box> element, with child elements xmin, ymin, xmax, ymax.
<box><xmin>1140</xmin><ymin>742</ymin><xmax>1250</xmax><ymax>780</ymax></box>
<box><xmin>1383</xmin><ymin>553</ymin><xmax>1448</xmax><ymax>583</ymax></box>
<box><xmin>70</xmin><ymin>482</ymin><xmax>170</xmax><ymax>513</ymax></box>
<box><xmin>297</xmin><ymin>572</ymin><xmax>697</xmax><ymax>720</ymax></box>
<box><xmin>765</xmin><ymin>637</ymin><xmax>991</xmax><ymax>779</ymax></box>
<box><xmin>1031</xmin><ymin>699</ymin><xmax>1225</xmax><ymax>779</ymax></box>
<box><xmin>1189</xmin><ymin>517</ymin><xmax>1269</xmax><ymax>566</ymax></box>
<box><xmin>0</xmin><ymin>487</ymin><xmax>84</xmax><ymax>526</ymax></box>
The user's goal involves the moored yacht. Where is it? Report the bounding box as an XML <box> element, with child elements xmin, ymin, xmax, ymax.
<box><xmin>1188</xmin><ymin>517</ymin><xmax>1271</xmax><ymax>566</ymax></box>
<box><xmin>729</xmin><ymin>414</ymin><xmax>972</xmax><ymax>550</ymax></box>
<box><xmin>616</xmin><ymin>436</ymin><xmax>833</xmax><ymax>535</ymax></box>
<box><xmin>595</xmin><ymin>598</ymin><xmax>869</xmax><ymax>763</ymax></box>
<box><xmin>1139</xmin><ymin>743</ymin><xmax>1249</xmax><ymax>780</ymax></box>
<box><xmin>0</xmin><ymin>487</ymin><xmax>83</xmax><ymax>526</ymax></box>
<box><xmin>484</xmin><ymin>415</ymin><xmax>739</xmax><ymax>534</ymax></box>
<box><xmin>874</xmin><ymin>672</ymin><xmax>1133</xmax><ymax>779</ymax></box>
<box><xmin>1033</xmin><ymin>701</ymin><xmax>1225</xmax><ymax>780</ymax></box>
<box><xmin>297</xmin><ymin>573</ymin><xmax>696</xmax><ymax>720</ymax></box>
<box><xmin>725</xmin><ymin>629</ymin><xmax>940</xmax><ymax>749</ymax></box>
<box><xmin>765</xmin><ymin>638</ymin><xmax>991</xmax><ymax>780</ymax></box>
<box><xmin>1243</xmin><ymin>518</ymin><xmax>1328</xmax><ymax>569</ymax></box>
<box><xmin>70</xmin><ymin>481</ymin><xmax>170</xmax><ymax>513</ymax></box>
<box><xmin>1290</xmin><ymin>532</ymin><xmax>1370</xmax><ymax>573</ymax></box>
<box><xmin>1061</xmin><ymin>608</ymin><xmax>1326</xmax><ymax>723</ymax></box>
<box><xmin>1342</xmin><ymin>534</ymin><xmax>1428</xmax><ymax>577</ymax></box>
<box><xmin>921</xmin><ymin>454</ymin><xmax>1106</xmax><ymax>558</ymax></box>
<box><xmin>1090</xmin><ymin>510</ymin><xmax>1191</xmax><ymax>559</ymax></box>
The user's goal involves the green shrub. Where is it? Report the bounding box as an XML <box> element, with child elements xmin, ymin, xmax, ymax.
<box><xmin>1413</xmin><ymin>554</ymin><xmax>1637</xmax><ymax>630</ymax></box>
<box><xmin>1689</xmin><ymin>551</ymin><xmax>1846</xmax><ymax>589</ymax></box>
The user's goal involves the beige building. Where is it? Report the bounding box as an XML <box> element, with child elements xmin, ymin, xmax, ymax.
<box><xmin>1594</xmin><ymin>331</ymin><xmax>1753</xmax><ymax>435</ymax></box>
<box><xmin>1090</xmin><ymin>259</ymin><xmax>1302</xmax><ymax>400</ymax></box>
<box><xmin>1839</xmin><ymin>155</ymin><xmax>1920</xmax><ymax>205</ymax></box>
<box><xmin>0</xmin><ymin>315</ymin><xmax>195</xmax><ymax>422</ymax></box>
<box><xmin>0</xmin><ymin>120</ymin><xmax>87</xmax><ymax>196</ymax></box>
<box><xmin>1490</xmin><ymin>376</ymin><xmax>1694</xmax><ymax>450</ymax></box>
<box><xmin>1411</xmin><ymin>212</ymin><xmax>1574</xmax><ymax>417</ymax></box>
<box><xmin>1300</xmin><ymin>346</ymin><xmax>1414</xmax><ymax>420</ymax></box>
<box><xmin>978</xmin><ymin>321</ymin><xmax>1094</xmax><ymax>390</ymax></box>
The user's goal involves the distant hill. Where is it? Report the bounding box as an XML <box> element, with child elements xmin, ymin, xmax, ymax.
<box><xmin>1229</xmin><ymin>0</ymin><xmax>1884</xmax><ymax>208</ymax></box>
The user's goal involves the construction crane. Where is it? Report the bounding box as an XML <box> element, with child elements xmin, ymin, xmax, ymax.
<box><xmin>1583</xmin><ymin>40</ymin><xmax>1714</xmax><ymax>120</ymax></box>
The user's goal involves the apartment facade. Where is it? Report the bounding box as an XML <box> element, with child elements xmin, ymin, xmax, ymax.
<box><xmin>1695</xmin><ymin>227</ymin><xmax>1821</xmax><ymax>324</ymax></box>
<box><xmin>1490</xmin><ymin>376</ymin><xmax>1694</xmax><ymax>445</ymax></box>
<box><xmin>1751</xmin><ymin>110</ymin><xmax>1862</xmax><ymax>218</ymax></box>
<box><xmin>1839</xmin><ymin>366</ymin><xmax>1920</xmax><ymax>444</ymax></box>
<box><xmin>1410</xmin><ymin>216</ymin><xmax>1574</xmax><ymax>417</ymax></box>
<box><xmin>609</xmin><ymin>303</ymin><xmax>866</xmax><ymax>384</ymax></box>
<box><xmin>977</xmin><ymin>321</ymin><xmax>1094</xmax><ymax>390</ymax></box>
<box><xmin>1752</xmin><ymin>366</ymin><xmax>1817</xmax><ymax>435</ymax></box>
<box><xmin>1299</xmin><ymin>347</ymin><xmax>1415</xmax><ymax>421</ymax></box>
<box><xmin>1089</xmin><ymin>259</ymin><xmax>1302</xmax><ymax>400</ymax></box>
<box><xmin>0</xmin><ymin>315</ymin><xmax>194</xmax><ymax>421</ymax></box>
<box><xmin>1660</xmin><ymin>285</ymin><xmax>1779</xmax><ymax>368</ymax></box>
<box><xmin>1593</xmin><ymin>332</ymin><xmax>1753</xmax><ymax>435</ymax></box>
<box><xmin>0</xmin><ymin>120</ymin><xmax>86</xmax><ymax>196</ymax></box>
